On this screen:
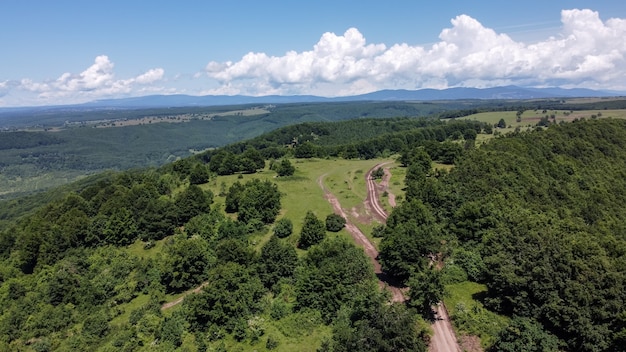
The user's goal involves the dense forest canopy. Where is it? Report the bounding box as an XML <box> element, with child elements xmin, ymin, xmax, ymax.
<box><xmin>379</xmin><ymin>118</ymin><xmax>626</xmax><ymax>351</ymax></box>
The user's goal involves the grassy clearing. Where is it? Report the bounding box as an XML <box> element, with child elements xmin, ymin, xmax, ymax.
<box><xmin>204</xmin><ymin>157</ymin><xmax>394</xmax><ymax>241</ymax></box>
<box><xmin>445</xmin><ymin>281</ymin><xmax>508</xmax><ymax>348</ymax></box>
<box><xmin>461</xmin><ymin>109</ymin><xmax>626</xmax><ymax>128</ymax></box>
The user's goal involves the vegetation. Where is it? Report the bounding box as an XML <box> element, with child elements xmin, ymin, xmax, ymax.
<box><xmin>2</xmin><ymin>99</ymin><xmax>626</xmax><ymax>351</ymax></box>
<box><xmin>379</xmin><ymin>118</ymin><xmax>626</xmax><ymax>351</ymax></box>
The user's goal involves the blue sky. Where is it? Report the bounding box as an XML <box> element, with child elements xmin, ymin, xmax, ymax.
<box><xmin>1</xmin><ymin>0</ymin><xmax>625</xmax><ymax>106</ymax></box>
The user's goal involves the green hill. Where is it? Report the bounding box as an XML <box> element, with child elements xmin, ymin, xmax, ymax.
<box><xmin>1</xmin><ymin>104</ymin><xmax>626</xmax><ymax>351</ymax></box>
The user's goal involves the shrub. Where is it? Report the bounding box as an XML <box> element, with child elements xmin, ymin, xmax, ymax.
<box><xmin>325</xmin><ymin>213</ymin><xmax>346</xmax><ymax>232</ymax></box>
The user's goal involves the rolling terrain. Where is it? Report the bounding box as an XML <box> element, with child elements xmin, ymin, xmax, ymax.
<box><xmin>1</xmin><ymin>99</ymin><xmax>626</xmax><ymax>351</ymax></box>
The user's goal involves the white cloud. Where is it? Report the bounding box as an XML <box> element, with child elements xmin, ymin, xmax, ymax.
<box><xmin>134</xmin><ymin>68</ymin><xmax>165</xmax><ymax>84</ymax></box>
<box><xmin>204</xmin><ymin>8</ymin><xmax>626</xmax><ymax>95</ymax></box>
<box><xmin>3</xmin><ymin>8</ymin><xmax>626</xmax><ymax>107</ymax></box>
<box><xmin>3</xmin><ymin>55</ymin><xmax>166</xmax><ymax>106</ymax></box>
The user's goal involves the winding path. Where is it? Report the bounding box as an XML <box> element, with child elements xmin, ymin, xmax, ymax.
<box><xmin>319</xmin><ymin>162</ymin><xmax>461</xmax><ymax>352</ymax></box>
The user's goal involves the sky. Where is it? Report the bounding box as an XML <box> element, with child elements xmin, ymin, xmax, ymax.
<box><xmin>1</xmin><ymin>0</ymin><xmax>625</xmax><ymax>107</ymax></box>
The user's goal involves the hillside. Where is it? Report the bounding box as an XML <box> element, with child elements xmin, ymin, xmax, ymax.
<box><xmin>379</xmin><ymin>118</ymin><xmax>626</xmax><ymax>351</ymax></box>
<box><xmin>3</xmin><ymin>98</ymin><xmax>626</xmax><ymax>201</ymax></box>
<box><xmin>0</xmin><ymin>101</ymin><xmax>444</xmax><ymax>199</ymax></box>
<box><xmin>1</xmin><ymin>106</ymin><xmax>626</xmax><ymax>351</ymax></box>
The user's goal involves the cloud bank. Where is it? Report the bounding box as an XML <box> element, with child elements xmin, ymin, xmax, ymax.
<box><xmin>1</xmin><ymin>8</ymin><xmax>625</xmax><ymax>106</ymax></box>
<box><xmin>204</xmin><ymin>9</ymin><xmax>626</xmax><ymax>96</ymax></box>
<box><xmin>1</xmin><ymin>56</ymin><xmax>165</xmax><ymax>106</ymax></box>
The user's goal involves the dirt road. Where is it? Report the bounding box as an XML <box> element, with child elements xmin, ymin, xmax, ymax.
<box><xmin>321</xmin><ymin>162</ymin><xmax>461</xmax><ymax>352</ymax></box>
<box><xmin>430</xmin><ymin>303</ymin><xmax>462</xmax><ymax>352</ymax></box>
<box><xmin>317</xmin><ymin>170</ymin><xmax>405</xmax><ymax>302</ymax></box>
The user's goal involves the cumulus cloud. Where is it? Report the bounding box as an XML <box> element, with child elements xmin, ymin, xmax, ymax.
<box><xmin>204</xmin><ymin>9</ymin><xmax>626</xmax><ymax>96</ymax></box>
<box><xmin>6</xmin><ymin>55</ymin><xmax>165</xmax><ymax>105</ymax></box>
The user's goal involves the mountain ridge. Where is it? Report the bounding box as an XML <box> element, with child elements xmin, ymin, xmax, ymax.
<box><xmin>1</xmin><ymin>85</ymin><xmax>623</xmax><ymax>112</ymax></box>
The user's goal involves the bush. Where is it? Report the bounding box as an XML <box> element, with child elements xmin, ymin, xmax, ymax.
<box><xmin>371</xmin><ymin>224</ymin><xmax>385</xmax><ymax>238</ymax></box>
<box><xmin>266</xmin><ymin>335</ymin><xmax>279</xmax><ymax>350</ymax></box>
<box><xmin>325</xmin><ymin>213</ymin><xmax>346</xmax><ymax>232</ymax></box>
<box><xmin>273</xmin><ymin>218</ymin><xmax>293</xmax><ymax>238</ymax></box>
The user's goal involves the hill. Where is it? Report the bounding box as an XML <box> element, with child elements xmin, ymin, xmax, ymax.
<box><xmin>1</xmin><ymin>108</ymin><xmax>626</xmax><ymax>350</ymax></box>
<box><xmin>379</xmin><ymin>118</ymin><xmax>626</xmax><ymax>350</ymax></box>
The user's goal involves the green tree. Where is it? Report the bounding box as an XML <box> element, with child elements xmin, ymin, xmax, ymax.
<box><xmin>295</xmin><ymin>237</ymin><xmax>377</xmax><ymax>322</ymax></box>
<box><xmin>183</xmin><ymin>262</ymin><xmax>264</xmax><ymax>332</ymax></box>
<box><xmin>332</xmin><ymin>299</ymin><xmax>428</xmax><ymax>352</ymax></box>
<box><xmin>160</xmin><ymin>311</ymin><xmax>185</xmax><ymax>347</ymax></box>
<box><xmin>488</xmin><ymin>316</ymin><xmax>560</xmax><ymax>352</ymax></box>
<box><xmin>82</xmin><ymin>310</ymin><xmax>110</xmax><ymax>339</ymax></box>
<box><xmin>258</xmin><ymin>235</ymin><xmax>298</xmax><ymax>289</ymax></box>
<box><xmin>224</xmin><ymin>181</ymin><xmax>244</xmax><ymax>213</ymax></box>
<box><xmin>175</xmin><ymin>184</ymin><xmax>213</xmax><ymax>225</ymax></box>
<box><xmin>294</xmin><ymin>141</ymin><xmax>316</xmax><ymax>158</ymax></box>
<box><xmin>407</xmin><ymin>267</ymin><xmax>445</xmax><ymax>318</ymax></box>
<box><xmin>273</xmin><ymin>218</ymin><xmax>293</xmax><ymax>238</ymax></box>
<box><xmin>325</xmin><ymin>213</ymin><xmax>346</xmax><ymax>232</ymax></box>
<box><xmin>160</xmin><ymin>236</ymin><xmax>214</xmax><ymax>293</ymax></box>
<box><xmin>241</xmin><ymin>147</ymin><xmax>265</xmax><ymax>171</ymax></box>
<box><xmin>189</xmin><ymin>164</ymin><xmax>210</xmax><ymax>185</ymax></box>
<box><xmin>298</xmin><ymin>211</ymin><xmax>325</xmax><ymax>249</ymax></box>
<box><xmin>237</xmin><ymin>179</ymin><xmax>281</xmax><ymax>224</ymax></box>
<box><xmin>275</xmin><ymin>158</ymin><xmax>295</xmax><ymax>176</ymax></box>
<box><xmin>379</xmin><ymin>200</ymin><xmax>441</xmax><ymax>282</ymax></box>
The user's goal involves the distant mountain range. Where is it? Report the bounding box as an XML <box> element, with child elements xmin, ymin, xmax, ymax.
<box><xmin>79</xmin><ymin>85</ymin><xmax>623</xmax><ymax>109</ymax></box>
<box><xmin>1</xmin><ymin>86</ymin><xmax>624</xmax><ymax>114</ymax></box>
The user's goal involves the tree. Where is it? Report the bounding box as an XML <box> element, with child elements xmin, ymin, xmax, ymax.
<box><xmin>258</xmin><ymin>235</ymin><xmax>298</xmax><ymax>289</ymax></box>
<box><xmin>497</xmin><ymin>118</ymin><xmax>507</xmax><ymax>128</ymax></box>
<box><xmin>82</xmin><ymin>310</ymin><xmax>110</xmax><ymax>339</ymax></box>
<box><xmin>225</xmin><ymin>181</ymin><xmax>244</xmax><ymax>213</ymax></box>
<box><xmin>273</xmin><ymin>218</ymin><xmax>293</xmax><ymax>238</ymax></box>
<box><xmin>332</xmin><ymin>299</ymin><xmax>428</xmax><ymax>352</ymax></box>
<box><xmin>325</xmin><ymin>213</ymin><xmax>346</xmax><ymax>232</ymax></box>
<box><xmin>295</xmin><ymin>237</ymin><xmax>377</xmax><ymax>322</ymax></box>
<box><xmin>241</xmin><ymin>147</ymin><xmax>265</xmax><ymax>171</ymax></box>
<box><xmin>189</xmin><ymin>164</ymin><xmax>210</xmax><ymax>185</ymax></box>
<box><xmin>275</xmin><ymin>159</ymin><xmax>295</xmax><ymax>176</ymax></box>
<box><xmin>371</xmin><ymin>167</ymin><xmax>385</xmax><ymax>179</ymax></box>
<box><xmin>183</xmin><ymin>262</ymin><xmax>264</xmax><ymax>332</ymax></box>
<box><xmin>407</xmin><ymin>267</ymin><xmax>445</xmax><ymax>318</ymax></box>
<box><xmin>488</xmin><ymin>316</ymin><xmax>560</xmax><ymax>352</ymax></box>
<box><xmin>160</xmin><ymin>311</ymin><xmax>185</xmax><ymax>347</ymax></box>
<box><xmin>294</xmin><ymin>141</ymin><xmax>316</xmax><ymax>158</ymax></box>
<box><xmin>298</xmin><ymin>211</ymin><xmax>325</xmax><ymax>249</ymax></box>
<box><xmin>160</xmin><ymin>236</ymin><xmax>214</xmax><ymax>293</ymax></box>
<box><xmin>379</xmin><ymin>200</ymin><xmax>441</xmax><ymax>282</ymax></box>
<box><xmin>237</xmin><ymin>179</ymin><xmax>281</xmax><ymax>224</ymax></box>
<box><xmin>175</xmin><ymin>184</ymin><xmax>213</xmax><ymax>225</ymax></box>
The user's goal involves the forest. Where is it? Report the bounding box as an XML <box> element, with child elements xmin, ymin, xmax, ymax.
<box><xmin>0</xmin><ymin>101</ymin><xmax>453</xmax><ymax>200</ymax></box>
<box><xmin>3</xmin><ymin>97</ymin><xmax>622</xmax><ymax>199</ymax></box>
<box><xmin>0</xmin><ymin>99</ymin><xmax>626</xmax><ymax>350</ymax></box>
<box><xmin>377</xmin><ymin>118</ymin><xmax>626</xmax><ymax>351</ymax></box>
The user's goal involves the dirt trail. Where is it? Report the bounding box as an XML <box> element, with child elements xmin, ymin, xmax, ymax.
<box><xmin>161</xmin><ymin>282</ymin><xmax>208</xmax><ymax>310</ymax></box>
<box><xmin>317</xmin><ymin>168</ymin><xmax>405</xmax><ymax>302</ymax></box>
<box><xmin>320</xmin><ymin>162</ymin><xmax>461</xmax><ymax>352</ymax></box>
<box><xmin>430</xmin><ymin>304</ymin><xmax>462</xmax><ymax>352</ymax></box>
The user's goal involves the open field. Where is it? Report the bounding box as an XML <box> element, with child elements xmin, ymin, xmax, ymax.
<box><xmin>202</xmin><ymin>157</ymin><xmax>397</xmax><ymax>247</ymax></box>
<box><xmin>460</xmin><ymin>108</ymin><xmax>626</xmax><ymax>128</ymax></box>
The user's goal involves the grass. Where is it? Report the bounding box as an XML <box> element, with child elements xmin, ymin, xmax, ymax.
<box><xmin>204</xmin><ymin>157</ymin><xmax>395</xmax><ymax>244</ymax></box>
<box><xmin>445</xmin><ymin>281</ymin><xmax>508</xmax><ymax>349</ymax></box>
<box><xmin>461</xmin><ymin>109</ymin><xmax>626</xmax><ymax>128</ymax></box>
